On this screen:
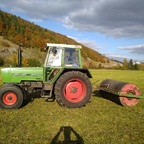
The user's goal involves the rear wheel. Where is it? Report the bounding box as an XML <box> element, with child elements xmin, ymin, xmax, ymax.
<box><xmin>0</xmin><ymin>85</ymin><xmax>23</xmax><ymax>109</ymax></box>
<box><xmin>54</xmin><ymin>71</ymin><xmax>92</xmax><ymax>108</ymax></box>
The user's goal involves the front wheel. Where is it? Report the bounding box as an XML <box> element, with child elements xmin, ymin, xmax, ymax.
<box><xmin>54</xmin><ymin>71</ymin><xmax>92</xmax><ymax>108</ymax></box>
<box><xmin>0</xmin><ymin>85</ymin><xmax>23</xmax><ymax>109</ymax></box>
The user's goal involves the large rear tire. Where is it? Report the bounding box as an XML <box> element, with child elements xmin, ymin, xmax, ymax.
<box><xmin>54</xmin><ymin>71</ymin><xmax>92</xmax><ymax>108</ymax></box>
<box><xmin>0</xmin><ymin>85</ymin><xmax>23</xmax><ymax>109</ymax></box>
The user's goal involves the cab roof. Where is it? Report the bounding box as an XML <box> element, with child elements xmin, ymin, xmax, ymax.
<box><xmin>45</xmin><ymin>43</ymin><xmax>82</xmax><ymax>49</ymax></box>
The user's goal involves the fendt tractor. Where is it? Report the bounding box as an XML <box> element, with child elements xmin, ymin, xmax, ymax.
<box><xmin>0</xmin><ymin>44</ymin><xmax>92</xmax><ymax>109</ymax></box>
<box><xmin>0</xmin><ymin>43</ymin><xmax>144</xmax><ymax>109</ymax></box>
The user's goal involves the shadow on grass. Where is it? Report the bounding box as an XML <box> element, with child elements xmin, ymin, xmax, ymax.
<box><xmin>20</xmin><ymin>92</ymin><xmax>55</xmax><ymax>108</ymax></box>
<box><xmin>93</xmin><ymin>89</ymin><xmax>122</xmax><ymax>106</ymax></box>
<box><xmin>50</xmin><ymin>126</ymin><xmax>84</xmax><ymax>144</ymax></box>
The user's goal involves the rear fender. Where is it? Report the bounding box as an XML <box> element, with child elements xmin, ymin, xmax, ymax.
<box><xmin>61</xmin><ymin>68</ymin><xmax>92</xmax><ymax>78</ymax></box>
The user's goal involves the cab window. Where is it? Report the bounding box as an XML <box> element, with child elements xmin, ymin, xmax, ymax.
<box><xmin>46</xmin><ymin>48</ymin><xmax>62</xmax><ymax>67</ymax></box>
<box><xmin>64</xmin><ymin>48</ymin><xmax>79</xmax><ymax>66</ymax></box>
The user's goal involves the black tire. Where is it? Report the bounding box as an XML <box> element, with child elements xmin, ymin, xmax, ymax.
<box><xmin>0</xmin><ymin>85</ymin><xmax>23</xmax><ymax>109</ymax></box>
<box><xmin>54</xmin><ymin>71</ymin><xmax>92</xmax><ymax>108</ymax></box>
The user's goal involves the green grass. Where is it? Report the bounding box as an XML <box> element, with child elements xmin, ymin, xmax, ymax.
<box><xmin>0</xmin><ymin>70</ymin><xmax>144</xmax><ymax>144</ymax></box>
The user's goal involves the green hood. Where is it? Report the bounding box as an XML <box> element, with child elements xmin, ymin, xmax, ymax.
<box><xmin>1</xmin><ymin>67</ymin><xmax>43</xmax><ymax>83</ymax></box>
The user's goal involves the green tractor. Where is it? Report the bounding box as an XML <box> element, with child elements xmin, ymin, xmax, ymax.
<box><xmin>0</xmin><ymin>43</ymin><xmax>92</xmax><ymax>109</ymax></box>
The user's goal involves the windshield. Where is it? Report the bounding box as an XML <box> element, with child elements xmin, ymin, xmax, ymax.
<box><xmin>64</xmin><ymin>48</ymin><xmax>80</xmax><ymax>67</ymax></box>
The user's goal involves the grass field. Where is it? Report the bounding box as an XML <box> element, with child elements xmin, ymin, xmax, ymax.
<box><xmin>0</xmin><ymin>69</ymin><xmax>144</xmax><ymax>144</ymax></box>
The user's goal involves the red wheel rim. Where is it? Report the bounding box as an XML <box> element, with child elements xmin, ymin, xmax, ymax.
<box><xmin>64</xmin><ymin>79</ymin><xmax>86</xmax><ymax>103</ymax></box>
<box><xmin>119</xmin><ymin>84</ymin><xmax>140</xmax><ymax>106</ymax></box>
<box><xmin>3</xmin><ymin>92</ymin><xmax>17</xmax><ymax>105</ymax></box>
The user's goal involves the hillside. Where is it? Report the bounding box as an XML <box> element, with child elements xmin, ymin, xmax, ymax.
<box><xmin>0</xmin><ymin>10</ymin><xmax>120</xmax><ymax>68</ymax></box>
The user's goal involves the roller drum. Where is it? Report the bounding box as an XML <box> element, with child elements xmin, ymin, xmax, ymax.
<box><xmin>99</xmin><ymin>79</ymin><xmax>140</xmax><ymax>106</ymax></box>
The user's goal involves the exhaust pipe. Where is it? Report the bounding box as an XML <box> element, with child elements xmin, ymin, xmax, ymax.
<box><xmin>18</xmin><ymin>43</ymin><xmax>23</xmax><ymax>67</ymax></box>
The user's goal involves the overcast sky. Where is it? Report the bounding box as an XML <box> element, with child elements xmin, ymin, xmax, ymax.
<box><xmin>1</xmin><ymin>0</ymin><xmax>144</xmax><ymax>62</ymax></box>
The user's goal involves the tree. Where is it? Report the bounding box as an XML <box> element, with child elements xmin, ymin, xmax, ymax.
<box><xmin>0</xmin><ymin>56</ymin><xmax>4</xmax><ymax>66</ymax></box>
<box><xmin>133</xmin><ymin>63</ymin><xmax>139</xmax><ymax>70</ymax></box>
<box><xmin>28</xmin><ymin>58</ymin><xmax>41</xmax><ymax>67</ymax></box>
<box><xmin>7</xmin><ymin>25</ymin><xmax>17</xmax><ymax>41</ymax></box>
<box><xmin>123</xmin><ymin>58</ymin><xmax>128</xmax><ymax>69</ymax></box>
<box><xmin>128</xmin><ymin>59</ymin><xmax>134</xmax><ymax>70</ymax></box>
<box><xmin>0</xmin><ymin>20</ymin><xmax>4</xmax><ymax>35</ymax></box>
<box><xmin>98</xmin><ymin>63</ymin><xmax>102</xmax><ymax>69</ymax></box>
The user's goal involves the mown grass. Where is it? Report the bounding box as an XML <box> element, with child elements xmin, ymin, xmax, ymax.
<box><xmin>0</xmin><ymin>69</ymin><xmax>144</xmax><ymax>144</ymax></box>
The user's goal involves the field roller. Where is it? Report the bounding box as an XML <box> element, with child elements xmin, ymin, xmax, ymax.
<box><xmin>98</xmin><ymin>79</ymin><xmax>144</xmax><ymax>106</ymax></box>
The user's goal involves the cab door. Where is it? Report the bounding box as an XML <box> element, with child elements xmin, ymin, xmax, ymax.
<box><xmin>44</xmin><ymin>48</ymin><xmax>62</xmax><ymax>82</ymax></box>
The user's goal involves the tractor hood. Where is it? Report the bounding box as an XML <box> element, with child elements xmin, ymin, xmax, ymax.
<box><xmin>1</xmin><ymin>67</ymin><xmax>43</xmax><ymax>83</ymax></box>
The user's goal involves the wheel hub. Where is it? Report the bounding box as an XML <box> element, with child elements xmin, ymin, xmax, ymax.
<box><xmin>71</xmin><ymin>87</ymin><xmax>78</xmax><ymax>93</ymax></box>
<box><xmin>8</xmin><ymin>96</ymin><xmax>13</xmax><ymax>100</ymax></box>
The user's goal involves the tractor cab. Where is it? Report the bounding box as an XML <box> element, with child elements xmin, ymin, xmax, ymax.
<box><xmin>44</xmin><ymin>43</ymin><xmax>82</xmax><ymax>68</ymax></box>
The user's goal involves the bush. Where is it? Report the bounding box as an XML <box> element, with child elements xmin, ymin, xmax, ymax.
<box><xmin>0</xmin><ymin>56</ymin><xmax>4</xmax><ymax>66</ymax></box>
<box><xmin>1</xmin><ymin>41</ymin><xmax>10</xmax><ymax>47</ymax></box>
<box><xmin>9</xmin><ymin>55</ymin><xmax>17</xmax><ymax>66</ymax></box>
<box><xmin>28</xmin><ymin>58</ymin><xmax>41</xmax><ymax>67</ymax></box>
